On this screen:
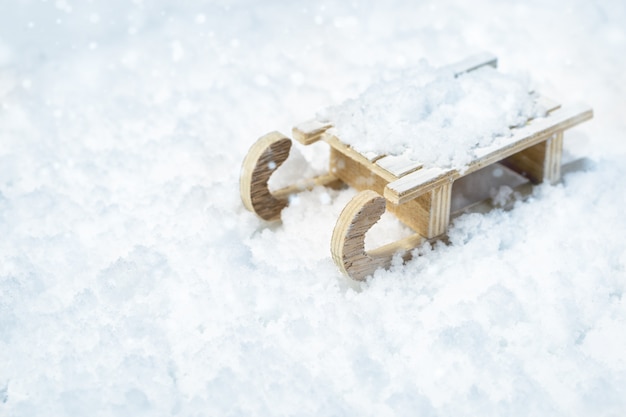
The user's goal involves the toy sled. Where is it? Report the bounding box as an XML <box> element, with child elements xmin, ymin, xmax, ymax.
<box><xmin>240</xmin><ymin>53</ymin><xmax>593</xmax><ymax>280</ymax></box>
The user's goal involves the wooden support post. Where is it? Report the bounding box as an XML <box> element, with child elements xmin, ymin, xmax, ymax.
<box><xmin>543</xmin><ymin>131</ymin><xmax>563</xmax><ymax>185</ymax></box>
<box><xmin>501</xmin><ymin>131</ymin><xmax>564</xmax><ymax>185</ymax></box>
<box><xmin>387</xmin><ymin>183</ymin><xmax>451</xmax><ymax>239</ymax></box>
<box><xmin>428</xmin><ymin>182</ymin><xmax>453</xmax><ymax>237</ymax></box>
<box><xmin>329</xmin><ymin>146</ymin><xmax>452</xmax><ymax>238</ymax></box>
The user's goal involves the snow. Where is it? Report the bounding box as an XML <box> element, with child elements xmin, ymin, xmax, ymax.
<box><xmin>318</xmin><ymin>63</ymin><xmax>542</xmax><ymax>169</ymax></box>
<box><xmin>1</xmin><ymin>0</ymin><xmax>625</xmax><ymax>416</ymax></box>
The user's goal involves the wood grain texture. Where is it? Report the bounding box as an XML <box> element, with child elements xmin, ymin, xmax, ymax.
<box><xmin>543</xmin><ymin>131</ymin><xmax>564</xmax><ymax>185</ymax></box>
<box><xmin>330</xmin><ymin>147</ymin><xmax>388</xmax><ymax>195</ymax></box>
<box><xmin>500</xmin><ymin>132</ymin><xmax>564</xmax><ymax>185</ymax></box>
<box><xmin>374</xmin><ymin>94</ymin><xmax>559</xmax><ymax>183</ymax></box>
<box><xmin>536</xmin><ymin>95</ymin><xmax>561</xmax><ymax>113</ymax></box>
<box><xmin>326</xmin><ymin>135</ymin><xmax>396</xmax><ymax>185</ymax></box>
<box><xmin>428</xmin><ymin>183</ymin><xmax>452</xmax><ymax>237</ymax></box>
<box><xmin>446</xmin><ymin>51</ymin><xmax>498</xmax><ymax>76</ymax></box>
<box><xmin>330</xmin><ymin>146</ymin><xmax>448</xmax><ymax>237</ymax></box>
<box><xmin>240</xmin><ymin>131</ymin><xmax>292</xmax><ymax>221</ymax></box>
<box><xmin>272</xmin><ymin>173</ymin><xmax>341</xmax><ymax>200</ymax></box>
<box><xmin>384</xmin><ymin>104</ymin><xmax>592</xmax><ymax>204</ymax></box>
<box><xmin>292</xmin><ymin>119</ymin><xmax>333</xmax><ymax>145</ymax></box>
<box><xmin>375</xmin><ymin>154</ymin><xmax>423</xmax><ymax>177</ymax></box>
<box><xmin>390</xmin><ymin>192</ymin><xmax>436</xmax><ymax>235</ymax></box>
<box><xmin>385</xmin><ymin>167</ymin><xmax>456</xmax><ymax>205</ymax></box>
<box><xmin>469</xmin><ymin>104</ymin><xmax>592</xmax><ymax>173</ymax></box>
<box><xmin>500</xmin><ymin>140</ymin><xmax>549</xmax><ymax>184</ymax></box>
<box><xmin>331</xmin><ymin>190</ymin><xmax>426</xmax><ymax>281</ymax></box>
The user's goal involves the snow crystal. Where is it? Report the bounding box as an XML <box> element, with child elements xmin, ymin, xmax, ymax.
<box><xmin>318</xmin><ymin>62</ymin><xmax>543</xmax><ymax>168</ymax></box>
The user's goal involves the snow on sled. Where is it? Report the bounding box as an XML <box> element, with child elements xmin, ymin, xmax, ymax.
<box><xmin>240</xmin><ymin>53</ymin><xmax>593</xmax><ymax>281</ymax></box>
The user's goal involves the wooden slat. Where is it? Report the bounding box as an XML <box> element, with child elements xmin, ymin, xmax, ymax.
<box><xmin>469</xmin><ymin>103</ymin><xmax>593</xmax><ymax>174</ymax></box>
<box><xmin>364</xmin><ymin>151</ymin><xmax>384</xmax><ymax>162</ymax></box>
<box><xmin>323</xmin><ymin>134</ymin><xmax>396</xmax><ymax>183</ymax></box>
<box><xmin>446</xmin><ymin>52</ymin><xmax>498</xmax><ymax>77</ymax></box>
<box><xmin>384</xmin><ymin>167</ymin><xmax>456</xmax><ymax>205</ymax></box>
<box><xmin>369</xmin><ymin>93</ymin><xmax>557</xmax><ymax>177</ymax></box>
<box><xmin>272</xmin><ymin>173</ymin><xmax>340</xmax><ymax>200</ymax></box>
<box><xmin>292</xmin><ymin>119</ymin><xmax>333</xmax><ymax>145</ymax></box>
<box><xmin>375</xmin><ymin>155</ymin><xmax>423</xmax><ymax>178</ymax></box>
<box><xmin>383</xmin><ymin>103</ymin><xmax>592</xmax><ymax>205</ymax></box>
<box><xmin>374</xmin><ymin>94</ymin><xmax>557</xmax><ymax>180</ymax></box>
<box><xmin>536</xmin><ymin>95</ymin><xmax>561</xmax><ymax>114</ymax></box>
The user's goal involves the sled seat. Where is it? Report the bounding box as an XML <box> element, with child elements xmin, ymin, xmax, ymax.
<box><xmin>291</xmin><ymin>53</ymin><xmax>592</xmax><ymax>241</ymax></box>
<box><xmin>319</xmin><ymin>96</ymin><xmax>592</xmax><ymax>239</ymax></box>
<box><xmin>325</xmin><ymin>97</ymin><xmax>592</xmax><ymax>280</ymax></box>
<box><xmin>292</xmin><ymin>52</ymin><xmax>499</xmax><ymax>147</ymax></box>
<box><xmin>384</xmin><ymin>102</ymin><xmax>593</xmax><ymax>205</ymax></box>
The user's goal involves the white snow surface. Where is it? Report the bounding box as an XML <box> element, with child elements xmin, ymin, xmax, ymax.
<box><xmin>1</xmin><ymin>1</ymin><xmax>625</xmax><ymax>416</ymax></box>
<box><xmin>318</xmin><ymin>63</ymin><xmax>542</xmax><ymax>168</ymax></box>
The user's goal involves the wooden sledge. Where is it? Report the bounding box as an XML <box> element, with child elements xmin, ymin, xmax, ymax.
<box><xmin>240</xmin><ymin>53</ymin><xmax>593</xmax><ymax>280</ymax></box>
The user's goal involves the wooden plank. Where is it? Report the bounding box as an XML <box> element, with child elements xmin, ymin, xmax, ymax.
<box><xmin>330</xmin><ymin>147</ymin><xmax>389</xmax><ymax>196</ymax></box>
<box><xmin>374</xmin><ymin>94</ymin><xmax>556</xmax><ymax>180</ymax></box>
<box><xmin>364</xmin><ymin>151</ymin><xmax>384</xmax><ymax>162</ymax></box>
<box><xmin>292</xmin><ymin>119</ymin><xmax>333</xmax><ymax>145</ymax></box>
<box><xmin>384</xmin><ymin>167</ymin><xmax>456</xmax><ymax>205</ymax></box>
<box><xmin>367</xmin><ymin>233</ymin><xmax>425</xmax><ymax>262</ymax></box>
<box><xmin>500</xmin><ymin>140</ymin><xmax>549</xmax><ymax>184</ymax></box>
<box><xmin>272</xmin><ymin>173</ymin><xmax>340</xmax><ymax>200</ymax></box>
<box><xmin>375</xmin><ymin>155</ymin><xmax>423</xmax><ymax>178</ymax></box>
<box><xmin>499</xmin><ymin>131</ymin><xmax>563</xmax><ymax>185</ymax></box>
<box><xmin>536</xmin><ymin>95</ymin><xmax>561</xmax><ymax>114</ymax></box>
<box><xmin>446</xmin><ymin>52</ymin><xmax>498</xmax><ymax>77</ymax></box>
<box><xmin>324</xmin><ymin>134</ymin><xmax>396</xmax><ymax>183</ymax></box>
<box><xmin>390</xmin><ymin>189</ymin><xmax>441</xmax><ymax>236</ymax></box>
<box><xmin>384</xmin><ymin>104</ymin><xmax>591</xmax><ymax>205</ymax></box>
<box><xmin>428</xmin><ymin>182</ymin><xmax>452</xmax><ymax>237</ymax></box>
<box><xmin>469</xmin><ymin>103</ymin><xmax>593</xmax><ymax>174</ymax></box>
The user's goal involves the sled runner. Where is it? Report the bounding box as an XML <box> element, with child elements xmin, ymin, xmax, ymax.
<box><xmin>240</xmin><ymin>53</ymin><xmax>593</xmax><ymax>280</ymax></box>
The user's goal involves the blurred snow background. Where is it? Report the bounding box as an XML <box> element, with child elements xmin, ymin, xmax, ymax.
<box><xmin>0</xmin><ymin>0</ymin><xmax>625</xmax><ymax>416</ymax></box>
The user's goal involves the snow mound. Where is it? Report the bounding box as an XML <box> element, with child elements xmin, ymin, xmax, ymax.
<box><xmin>318</xmin><ymin>62</ymin><xmax>544</xmax><ymax>168</ymax></box>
